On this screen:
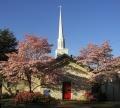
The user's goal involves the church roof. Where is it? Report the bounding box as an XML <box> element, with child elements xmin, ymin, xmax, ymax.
<box><xmin>42</xmin><ymin>54</ymin><xmax>94</xmax><ymax>77</ymax></box>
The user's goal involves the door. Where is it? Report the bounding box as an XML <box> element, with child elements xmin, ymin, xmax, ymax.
<box><xmin>62</xmin><ymin>82</ymin><xmax>71</xmax><ymax>100</ymax></box>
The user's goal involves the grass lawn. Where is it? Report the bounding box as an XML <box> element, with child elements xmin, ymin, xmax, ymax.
<box><xmin>56</xmin><ymin>101</ymin><xmax>120</xmax><ymax>108</ymax></box>
<box><xmin>1</xmin><ymin>99</ymin><xmax>120</xmax><ymax>108</ymax></box>
<box><xmin>1</xmin><ymin>99</ymin><xmax>56</xmax><ymax>108</ymax></box>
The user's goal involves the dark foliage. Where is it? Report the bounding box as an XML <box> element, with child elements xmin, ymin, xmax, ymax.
<box><xmin>1</xmin><ymin>93</ymin><xmax>15</xmax><ymax>99</ymax></box>
<box><xmin>0</xmin><ymin>28</ymin><xmax>18</xmax><ymax>61</ymax></box>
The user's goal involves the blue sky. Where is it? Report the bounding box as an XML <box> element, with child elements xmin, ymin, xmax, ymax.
<box><xmin>0</xmin><ymin>0</ymin><xmax>120</xmax><ymax>57</ymax></box>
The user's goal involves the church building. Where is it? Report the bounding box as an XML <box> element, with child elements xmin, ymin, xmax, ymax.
<box><xmin>2</xmin><ymin>6</ymin><xmax>120</xmax><ymax>102</ymax></box>
<box><xmin>2</xmin><ymin>6</ymin><xmax>94</xmax><ymax>101</ymax></box>
<box><xmin>41</xmin><ymin>6</ymin><xmax>94</xmax><ymax>100</ymax></box>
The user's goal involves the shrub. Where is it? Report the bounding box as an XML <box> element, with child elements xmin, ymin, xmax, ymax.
<box><xmin>14</xmin><ymin>91</ymin><xmax>41</xmax><ymax>104</ymax></box>
<box><xmin>14</xmin><ymin>91</ymin><xmax>58</xmax><ymax>104</ymax></box>
<box><xmin>37</xmin><ymin>95</ymin><xmax>58</xmax><ymax>104</ymax></box>
<box><xmin>2</xmin><ymin>93</ymin><xmax>14</xmax><ymax>99</ymax></box>
<box><xmin>84</xmin><ymin>91</ymin><xmax>96</xmax><ymax>102</ymax></box>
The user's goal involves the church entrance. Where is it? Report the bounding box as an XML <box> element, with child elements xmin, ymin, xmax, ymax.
<box><xmin>62</xmin><ymin>81</ymin><xmax>71</xmax><ymax>100</ymax></box>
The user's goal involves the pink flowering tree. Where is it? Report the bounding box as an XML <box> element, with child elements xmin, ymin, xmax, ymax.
<box><xmin>77</xmin><ymin>41</ymin><xmax>113</xmax><ymax>71</ymax></box>
<box><xmin>1</xmin><ymin>35</ymin><xmax>53</xmax><ymax>93</ymax></box>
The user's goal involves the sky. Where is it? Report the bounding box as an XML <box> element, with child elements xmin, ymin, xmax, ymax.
<box><xmin>0</xmin><ymin>0</ymin><xmax>120</xmax><ymax>57</ymax></box>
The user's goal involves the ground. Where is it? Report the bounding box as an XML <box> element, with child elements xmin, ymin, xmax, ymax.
<box><xmin>1</xmin><ymin>99</ymin><xmax>120</xmax><ymax>108</ymax></box>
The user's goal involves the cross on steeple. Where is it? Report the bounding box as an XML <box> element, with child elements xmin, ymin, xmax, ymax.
<box><xmin>59</xmin><ymin>5</ymin><xmax>62</xmax><ymax>9</ymax></box>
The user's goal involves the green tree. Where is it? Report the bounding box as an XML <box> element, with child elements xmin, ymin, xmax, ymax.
<box><xmin>0</xmin><ymin>28</ymin><xmax>18</xmax><ymax>61</ymax></box>
<box><xmin>0</xmin><ymin>28</ymin><xmax>17</xmax><ymax>100</ymax></box>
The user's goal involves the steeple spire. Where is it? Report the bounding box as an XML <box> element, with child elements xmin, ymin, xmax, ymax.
<box><xmin>58</xmin><ymin>5</ymin><xmax>65</xmax><ymax>49</ymax></box>
<box><xmin>55</xmin><ymin>6</ymin><xmax>68</xmax><ymax>57</ymax></box>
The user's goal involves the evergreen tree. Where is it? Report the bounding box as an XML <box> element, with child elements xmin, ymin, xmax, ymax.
<box><xmin>0</xmin><ymin>28</ymin><xmax>18</xmax><ymax>61</ymax></box>
<box><xmin>0</xmin><ymin>28</ymin><xmax>17</xmax><ymax>100</ymax></box>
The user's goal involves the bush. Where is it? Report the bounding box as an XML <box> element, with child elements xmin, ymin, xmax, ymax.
<box><xmin>2</xmin><ymin>93</ymin><xmax>14</xmax><ymax>99</ymax></box>
<box><xmin>14</xmin><ymin>91</ymin><xmax>41</xmax><ymax>104</ymax></box>
<box><xmin>84</xmin><ymin>91</ymin><xmax>96</xmax><ymax>102</ymax></box>
<box><xmin>37</xmin><ymin>95</ymin><xmax>58</xmax><ymax>104</ymax></box>
<box><xmin>14</xmin><ymin>91</ymin><xmax>58</xmax><ymax>104</ymax></box>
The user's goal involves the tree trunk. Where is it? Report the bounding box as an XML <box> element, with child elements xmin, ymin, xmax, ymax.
<box><xmin>0</xmin><ymin>75</ymin><xmax>2</xmax><ymax>107</ymax></box>
<box><xmin>26</xmin><ymin>72</ymin><xmax>32</xmax><ymax>93</ymax></box>
<box><xmin>28</xmin><ymin>84</ymin><xmax>32</xmax><ymax>92</ymax></box>
<box><xmin>29</xmin><ymin>73</ymin><xmax>32</xmax><ymax>93</ymax></box>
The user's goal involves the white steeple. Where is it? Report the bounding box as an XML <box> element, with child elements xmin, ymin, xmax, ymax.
<box><xmin>58</xmin><ymin>6</ymin><xmax>65</xmax><ymax>49</ymax></box>
<box><xmin>55</xmin><ymin>6</ymin><xmax>68</xmax><ymax>57</ymax></box>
